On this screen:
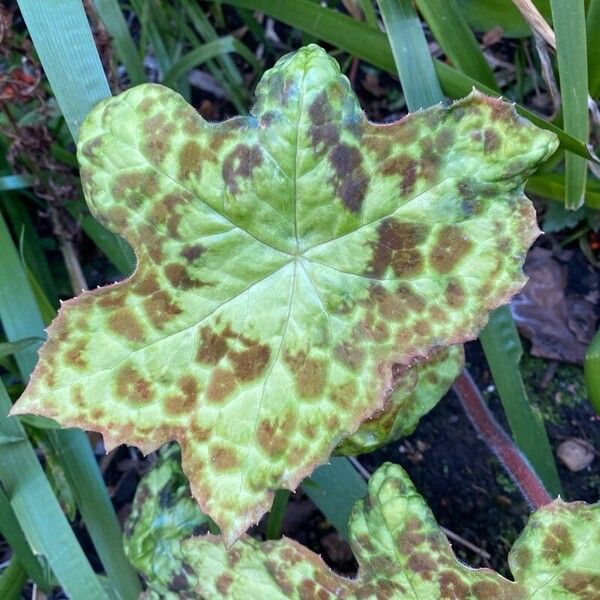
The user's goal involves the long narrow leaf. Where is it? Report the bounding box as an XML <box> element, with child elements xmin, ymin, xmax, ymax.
<box><xmin>0</xmin><ymin>175</ymin><xmax>33</xmax><ymax>192</ymax></box>
<box><xmin>414</xmin><ymin>0</ymin><xmax>499</xmax><ymax>90</ymax></box>
<box><xmin>586</xmin><ymin>0</ymin><xmax>600</xmax><ymax>98</ymax></box>
<box><xmin>550</xmin><ymin>0</ymin><xmax>589</xmax><ymax>209</ymax></box>
<box><xmin>377</xmin><ymin>0</ymin><xmax>443</xmax><ymax>110</ymax></box>
<box><xmin>0</xmin><ymin>560</ymin><xmax>28</xmax><ymax>600</ymax></box>
<box><xmin>213</xmin><ymin>0</ymin><xmax>596</xmax><ymax>162</ymax></box>
<box><xmin>479</xmin><ymin>307</ymin><xmax>562</xmax><ymax>495</ymax></box>
<box><xmin>94</xmin><ymin>0</ymin><xmax>148</xmax><ymax>85</ymax></box>
<box><xmin>16</xmin><ymin>0</ymin><xmax>110</xmax><ymax>139</ymax></box>
<box><xmin>302</xmin><ymin>458</ymin><xmax>367</xmax><ymax>539</ymax></box>
<box><xmin>0</xmin><ymin>382</ymin><xmax>109</xmax><ymax>599</ymax></box>
<box><xmin>0</xmin><ymin>487</ymin><xmax>50</xmax><ymax>590</ymax></box>
<box><xmin>527</xmin><ymin>173</ymin><xmax>600</xmax><ymax>208</ymax></box>
<box><xmin>162</xmin><ymin>36</ymin><xmax>260</xmax><ymax>89</ymax></box>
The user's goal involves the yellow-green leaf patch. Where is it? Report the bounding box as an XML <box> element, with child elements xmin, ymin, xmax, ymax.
<box><xmin>11</xmin><ymin>44</ymin><xmax>558</xmax><ymax>544</ymax></box>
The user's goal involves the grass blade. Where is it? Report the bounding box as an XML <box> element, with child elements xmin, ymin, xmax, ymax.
<box><xmin>377</xmin><ymin>0</ymin><xmax>443</xmax><ymax>110</ymax></box>
<box><xmin>0</xmin><ymin>382</ymin><xmax>110</xmax><ymax>599</ymax></box>
<box><xmin>265</xmin><ymin>490</ymin><xmax>291</xmax><ymax>540</ymax></box>
<box><xmin>302</xmin><ymin>457</ymin><xmax>367</xmax><ymax>539</ymax></box>
<box><xmin>16</xmin><ymin>0</ymin><xmax>110</xmax><ymax>140</ymax></box>
<box><xmin>550</xmin><ymin>0</ymin><xmax>589</xmax><ymax>209</ymax></box>
<box><xmin>0</xmin><ymin>175</ymin><xmax>33</xmax><ymax>192</ymax></box>
<box><xmin>93</xmin><ymin>0</ymin><xmax>148</xmax><ymax>85</ymax></box>
<box><xmin>162</xmin><ymin>36</ymin><xmax>259</xmax><ymax>89</ymax></box>
<box><xmin>479</xmin><ymin>307</ymin><xmax>562</xmax><ymax>496</ymax></box>
<box><xmin>587</xmin><ymin>0</ymin><xmax>600</xmax><ymax>98</ymax></box>
<box><xmin>527</xmin><ymin>173</ymin><xmax>600</xmax><ymax>208</ymax></box>
<box><xmin>358</xmin><ymin>0</ymin><xmax>379</xmax><ymax>27</ymax></box>
<box><xmin>213</xmin><ymin>0</ymin><xmax>596</xmax><ymax>162</ymax></box>
<box><xmin>0</xmin><ymin>487</ymin><xmax>50</xmax><ymax>590</ymax></box>
<box><xmin>584</xmin><ymin>327</ymin><xmax>600</xmax><ymax>413</ymax></box>
<box><xmin>414</xmin><ymin>0</ymin><xmax>499</xmax><ymax>90</ymax></box>
<box><xmin>181</xmin><ymin>0</ymin><xmax>251</xmax><ymax>112</ymax></box>
<box><xmin>2</xmin><ymin>199</ymin><xmax>59</xmax><ymax>306</ymax></box>
<box><xmin>0</xmin><ymin>213</ymin><xmax>141</xmax><ymax>599</ymax></box>
<box><xmin>0</xmin><ymin>560</ymin><xmax>28</xmax><ymax>600</ymax></box>
<box><xmin>0</xmin><ymin>337</ymin><xmax>42</xmax><ymax>360</ymax></box>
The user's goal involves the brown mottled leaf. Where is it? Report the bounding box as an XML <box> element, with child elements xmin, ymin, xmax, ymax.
<box><xmin>11</xmin><ymin>44</ymin><xmax>558</xmax><ymax>544</ymax></box>
<box><xmin>125</xmin><ymin>457</ymin><xmax>600</xmax><ymax>599</ymax></box>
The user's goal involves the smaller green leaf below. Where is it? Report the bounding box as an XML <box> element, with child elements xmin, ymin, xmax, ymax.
<box><xmin>124</xmin><ymin>445</ymin><xmax>208</xmax><ymax>597</ymax></box>
<box><xmin>336</xmin><ymin>344</ymin><xmax>464</xmax><ymax>455</ymax></box>
<box><xmin>125</xmin><ymin>455</ymin><xmax>600</xmax><ymax>599</ymax></box>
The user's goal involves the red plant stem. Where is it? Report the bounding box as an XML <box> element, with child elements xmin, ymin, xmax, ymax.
<box><xmin>452</xmin><ymin>369</ymin><xmax>553</xmax><ymax>510</ymax></box>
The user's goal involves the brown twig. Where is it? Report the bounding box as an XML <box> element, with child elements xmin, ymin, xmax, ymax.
<box><xmin>453</xmin><ymin>369</ymin><xmax>553</xmax><ymax>510</ymax></box>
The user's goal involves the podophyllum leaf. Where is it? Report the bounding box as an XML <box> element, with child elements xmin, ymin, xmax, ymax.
<box><xmin>336</xmin><ymin>345</ymin><xmax>464</xmax><ymax>455</ymax></box>
<box><xmin>10</xmin><ymin>44</ymin><xmax>558</xmax><ymax>544</ymax></box>
<box><xmin>125</xmin><ymin>457</ymin><xmax>600</xmax><ymax>599</ymax></box>
<box><xmin>508</xmin><ymin>499</ymin><xmax>600</xmax><ymax>598</ymax></box>
<box><xmin>124</xmin><ymin>445</ymin><xmax>208</xmax><ymax>598</ymax></box>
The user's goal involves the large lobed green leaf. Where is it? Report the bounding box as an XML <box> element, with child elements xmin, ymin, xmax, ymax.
<box><xmin>11</xmin><ymin>45</ymin><xmax>557</xmax><ymax>544</ymax></box>
<box><xmin>126</xmin><ymin>455</ymin><xmax>600</xmax><ymax>599</ymax></box>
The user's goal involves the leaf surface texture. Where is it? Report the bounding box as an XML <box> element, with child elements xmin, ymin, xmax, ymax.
<box><xmin>12</xmin><ymin>44</ymin><xmax>558</xmax><ymax>543</ymax></box>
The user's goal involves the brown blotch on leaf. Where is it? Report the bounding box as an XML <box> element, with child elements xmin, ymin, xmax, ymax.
<box><xmin>134</xmin><ymin>273</ymin><xmax>160</xmax><ymax>296</ymax></box>
<box><xmin>284</xmin><ymin>352</ymin><xmax>327</xmax><ymax>398</ymax></box>
<box><xmin>444</xmin><ymin>280</ymin><xmax>466</xmax><ymax>308</ymax></box>
<box><xmin>435</xmin><ymin>128</ymin><xmax>455</xmax><ymax>153</ymax></box>
<box><xmin>210</xmin><ymin>445</ymin><xmax>240</xmax><ymax>471</ymax></box>
<box><xmin>561</xmin><ymin>572</ymin><xmax>600</xmax><ymax>596</ymax></box>
<box><xmin>228</xmin><ymin>343</ymin><xmax>270</xmax><ymax>382</ymax></box>
<box><xmin>483</xmin><ymin>129</ymin><xmax>501</xmax><ymax>153</ymax></box>
<box><xmin>471</xmin><ymin>580</ymin><xmax>506</xmax><ymax>599</ymax></box>
<box><xmin>178</xmin><ymin>140</ymin><xmax>203</xmax><ymax>180</ymax></box>
<box><xmin>430</xmin><ymin>225</ymin><xmax>472</xmax><ymax>275</ymax></box>
<box><xmin>66</xmin><ymin>339</ymin><xmax>88</xmax><ymax>369</ymax></box>
<box><xmin>216</xmin><ymin>573</ymin><xmax>234</xmax><ymax>594</ymax></box>
<box><xmin>165</xmin><ymin>375</ymin><xmax>198</xmax><ymax>415</ymax></box>
<box><xmin>143</xmin><ymin>291</ymin><xmax>182</xmax><ymax>329</ymax></box>
<box><xmin>329</xmin><ymin>143</ymin><xmax>368</xmax><ymax>212</ymax></box>
<box><xmin>407</xmin><ymin>552</ymin><xmax>436</xmax><ymax>578</ymax></box>
<box><xmin>180</xmin><ymin>244</ymin><xmax>205</xmax><ymax>263</ymax></box>
<box><xmin>164</xmin><ymin>263</ymin><xmax>209</xmax><ymax>289</ymax></box>
<box><xmin>417</xmin><ymin>138</ymin><xmax>441</xmax><ymax>182</ymax></box>
<box><xmin>112</xmin><ymin>171</ymin><xmax>159</xmax><ymax>209</ymax></box>
<box><xmin>542</xmin><ymin>523</ymin><xmax>574</xmax><ymax>564</ymax></box>
<box><xmin>222</xmin><ymin>144</ymin><xmax>263</xmax><ymax>194</ymax></box>
<box><xmin>257</xmin><ymin>413</ymin><xmax>294</xmax><ymax>457</ymax></box>
<box><xmin>439</xmin><ymin>571</ymin><xmax>470</xmax><ymax>599</ymax></box>
<box><xmin>381</xmin><ymin>154</ymin><xmax>419</xmax><ymax>196</ymax></box>
<box><xmin>115</xmin><ymin>365</ymin><xmax>154</xmax><ymax>404</ymax></box>
<box><xmin>330</xmin><ymin>381</ymin><xmax>356</xmax><ymax>410</ymax></box>
<box><xmin>368</xmin><ymin>219</ymin><xmax>428</xmax><ymax>278</ymax></box>
<box><xmin>108</xmin><ymin>307</ymin><xmax>145</xmax><ymax>342</ymax></box>
<box><xmin>205</xmin><ymin>367</ymin><xmax>236</xmax><ymax>403</ymax></box>
<box><xmin>143</xmin><ymin>113</ymin><xmax>176</xmax><ymax>163</ymax></box>
<box><xmin>70</xmin><ymin>384</ymin><xmax>85</xmax><ymax>407</ymax></box>
<box><xmin>308</xmin><ymin>92</ymin><xmax>340</xmax><ymax>151</ymax></box>
<box><xmin>138</xmin><ymin>224</ymin><xmax>165</xmax><ymax>263</ymax></box>
<box><xmin>81</xmin><ymin>137</ymin><xmax>102</xmax><ymax>160</ymax></box>
<box><xmin>333</xmin><ymin>342</ymin><xmax>365</xmax><ymax>371</ymax></box>
<box><xmin>196</xmin><ymin>327</ymin><xmax>228</xmax><ymax>365</ymax></box>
